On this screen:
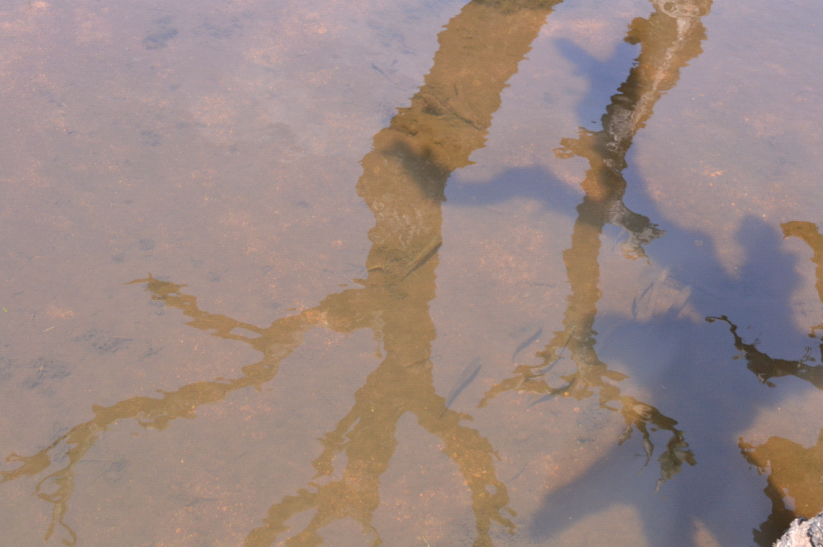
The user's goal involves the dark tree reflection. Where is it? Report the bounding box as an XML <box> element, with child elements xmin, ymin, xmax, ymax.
<box><xmin>482</xmin><ymin>0</ymin><xmax>711</xmax><ymax>490</ymax></box>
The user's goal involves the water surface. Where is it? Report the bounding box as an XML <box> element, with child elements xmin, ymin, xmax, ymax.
<box><xmin>1</xmin><ymin>0</ymin><xmax>823</xmax><ymax>546</ymax></box>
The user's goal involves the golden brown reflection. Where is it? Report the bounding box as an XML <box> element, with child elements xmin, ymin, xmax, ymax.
<box><xmin>0</xmin><ymin>1</ymin><xmax>562</xmax><ymax>545</ymax></box>
<box><xmin>715</xmin><ymin>221</ymin><xmax>823</xmax><ymax>546</ymax></box>
<box><xmin>783</xmin><ymin>221</ymin><xmax>823</xmax><ymax>338</ymax></box>
<box><xmin>741</xmin><ymin>431</ymin><xmax>823</xmax><ymax>546</ymax></box>
<box><xmin>481</xmin><ymin>0</ymin><xmax>710</xmax><ymax>489</ymax></box>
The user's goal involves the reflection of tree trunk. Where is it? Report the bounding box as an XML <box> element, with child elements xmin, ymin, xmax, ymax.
<box><xmin>482</xmin><ymin>0</ymin><xmax>711</xmax><ymax>489</ymax></box>
<box><xmin>1</xmin><ymin>2</ymin><xmax>562</xmax><ymax>546</ymax></box>
<box><xmin>246</xmin><ymin>3</ymin><xmax>561</xmax><ymax>546</ymax></box>
<box><xmin>359</xmin><ymin>0</ymin><xmax>561</xmax><ymax>280</ymax></box>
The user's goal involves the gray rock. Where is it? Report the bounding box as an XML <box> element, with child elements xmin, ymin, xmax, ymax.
<box><xmin>775</xmin><ymin>512</ymin><xmax>823</xmax><ymax>547</ymax></box>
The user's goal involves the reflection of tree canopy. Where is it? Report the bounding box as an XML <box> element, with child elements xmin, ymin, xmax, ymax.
<box><xmin>482</xmin><ymin>0</ymin><xmax>711</xmax><ymax>490</ymax></box>
<box><xmin>1</xmin><ymin>1</ymin><xmax>563</xmax><ymax>546</ymax></box>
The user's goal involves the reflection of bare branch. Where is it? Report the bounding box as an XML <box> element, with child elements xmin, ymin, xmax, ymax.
<box><xmin>608</xmin><ymin>200</ymin><xmax>665</xmax><ymax>260</ymax></box>
<box><xmin>706</xmin><ymin>315</ymin><xmax>823</xmax><ymax>389</ymax></box>
<box><xmin>1</xmin><ymin>277</ymin><xmax>322</xmax><ymax>546</ymax></box>
<box><xmin>0</xmin><ymin>270</ymin><xmax>376</xmax><ymax>546</ymax></box>
<box><xmin>617</xmin><ymin>396</ymin><xmax>695</xmax><ymax>491</ymax></box>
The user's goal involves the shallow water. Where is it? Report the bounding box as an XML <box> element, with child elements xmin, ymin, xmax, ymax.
<box><xmin>1</xmin><ymin>0</ymin><xmax>823</xmax><ymax>546</ymax></box>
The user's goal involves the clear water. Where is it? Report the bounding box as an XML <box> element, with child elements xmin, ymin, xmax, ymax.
<box><xmin>1</xmin><ymin>1</ymin><xmax>823</xmax><ymax>546</ymax></box>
